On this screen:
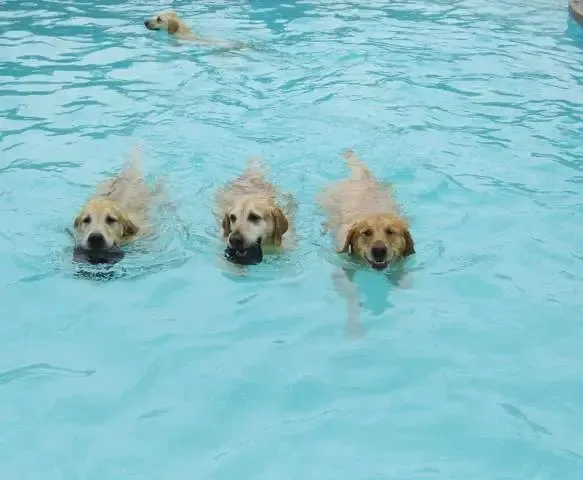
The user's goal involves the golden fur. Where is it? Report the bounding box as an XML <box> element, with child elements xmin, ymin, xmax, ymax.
<box><xmin>319</xmin><ymin>149</ymin><xmax>415</xmax><ymax>270</ymax></box>
<box><xmin>73</xmin><ymin>148</ymin><xmax>161</xmax><ymax>252</ymax></box>
<box><xmin>215</xmin><ymin>158</ymin><xmax>295</xmax><ymax>253</ymax></box>
<box><xmin>144</xmin><ymin>11</ymin><xmax>246</xmax><ymax>49</ymax></box>
<box><xmin>319</xmin><ymin>149</ymin><xmax>415</xmax><ymax>338</ymax></box>
<box><xmin>144</xmin><ymin>11</ymin><xmax>194</xmax><ymax>38</ymax></box>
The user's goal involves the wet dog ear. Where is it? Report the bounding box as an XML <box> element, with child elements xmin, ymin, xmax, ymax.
<box><xmin>338</xmin><ymin>223</ymin><xmax>358</xmax><ymax>254</ymax></box>
<box><xmin>221</xmin><ymin>214</ymin><xmax>231</xmax><ymax>237</ymax></box>
<box><xmin>270</xmin><ymin>207</ymin><xmax>288</xmax><ymax>247</ymax></box>
<box><xmin>167</xmin><ymin>18</ymin><xmax>180</xmax><ymax>34</ymax></box>
<box><xmin>120</xmin><ymin>214</ymin><xmax>139</xmax><ymax>239</ymax></box>
<box><xmin>403</xmin><ymin>229</ymin><xmax>415</xmax><ymax>257</ymax></box>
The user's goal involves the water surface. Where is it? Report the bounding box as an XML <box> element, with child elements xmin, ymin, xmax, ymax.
<box><xmin>1</xmin><ymin>0</ymin><xmax>583</xmax><ymax>478</ymax></box>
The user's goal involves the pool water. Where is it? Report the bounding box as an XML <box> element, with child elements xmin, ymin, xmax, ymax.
<box><xmin>2</xmin><ymin>0</ymin><xmax>583</xmax><ymax>478</ymax></box>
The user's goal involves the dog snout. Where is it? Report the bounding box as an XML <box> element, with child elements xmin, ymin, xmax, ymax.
<box><xmin>87</xmin><ymin>232</ymin><xmax>106</xmax><ymax>250</ymax></box>
<box><xmin>371</xmin><ymin>242</ymin><xmax>388</xmax><ymax>261</ymax></box>
<box><xmin>144</xmin><ymin>20</ymin><xmax>149</xmax><ymax>26</ymax></box>
<box><xmin>229</xmin><ymin>232</ymin><xmax>245</xmax><ymax>249</ymax></box>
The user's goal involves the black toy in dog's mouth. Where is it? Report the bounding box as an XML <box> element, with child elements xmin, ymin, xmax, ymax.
<box><xmin>72</xmin><ymin>246</ymin><xmax>125</xmax><ymax>265</ymax></box>
<box><xmin>224</xmin><ymin>239</ymin><xmax>263</xmax><ymax>266</ymax></box>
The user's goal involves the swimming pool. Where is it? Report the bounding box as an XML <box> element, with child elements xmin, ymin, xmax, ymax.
<box><xmin>1</xmin><ymin>0</ymin><xmax>583</xmax><ymax>477</ymax></box>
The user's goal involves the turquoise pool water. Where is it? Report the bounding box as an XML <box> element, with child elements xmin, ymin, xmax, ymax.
<box><xmin>2</xmin><ymin>0</ymin><xmax>583</xmax><ymax>478</ymax></box>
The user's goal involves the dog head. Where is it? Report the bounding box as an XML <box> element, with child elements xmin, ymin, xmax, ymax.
<box><xmin>73</xmin><ymin>197</ymin><xmax>139</xmax><ymax>252</ymax></box>
<box><xmin>221</xmin><ymin>197</ymin><xmax>288</xmax><ymax>251</ymax></box>
<box><xmin>144</xmin><ymin>11</ymin><xmax>182</xmax><ymax>34</ymax></box>
<box><xmin>338</xmin><ymin>214</ymin><xmax>414</xmax><ymax>270</ymax></box>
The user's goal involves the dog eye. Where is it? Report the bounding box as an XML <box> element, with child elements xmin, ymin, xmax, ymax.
<box><xmin>385</xmin><ymin>228</ymin><xmax>395</xmax><ymax>235</ymax></box>
<box><xmin>229</xmin><ymin>214</ymin><xmax>237</xmax><ymax>223</ymax></box>
<box><xmin>82</xmin><ymin>216</ymin><xmax>91</xmax><ymax>224</ymax></box>
<box><xmin>106</xmin><ymin>215</ymin><xmax>118</xmax><ymax>225</ymax></box>
<box><xmin>362</xmin><ymin>229</ymin><xmax>373</xmax><ymax>237</ymax></box>
<box><xmin>248</xmin><ymin>212</ymin><xmax>261</xmax><ymax>223</ymax></box>
<box><xmin>157</xmin><ymin>16</ymin><xmax>162</xmax><ymax>22</ymax></box>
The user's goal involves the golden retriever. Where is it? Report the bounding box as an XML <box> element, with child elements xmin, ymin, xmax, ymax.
<box><xmin>144</xmin><ymin>11</ymin><xmax>245</xmax><ymax>49</ymax></box>
<box><xmin>319</xmin><ymin>149</ymin><xmax>415</xmax><ymax>268</ymax></box>
<box><xmin>318</xmin><ymin>149</ymin><xmax>415</xmax><ymax>337</ymax></box>
<box><xmin>214</xmin><ymin>158</ymin><xmax>295</xmax><ymax>266</ymax></box>
<box><xmin>72</xmin><ymin>148</ymin><xmax>162</xmax><ymax>264</ymax></box>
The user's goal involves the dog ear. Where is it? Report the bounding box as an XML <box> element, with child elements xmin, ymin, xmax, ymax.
<box><xmin>221</xmin><ymin>214</ymin><xmax>231</xmax><ymax>237</ymax></box>
<box><xmin>120</xmin><ymin>214</ymin><xmax>139</xmax><ymax>239</ymax></box>
<box><xmin>338</xmin><ymin>223</ymin><xmax>359</xmax><ymax>254</ymax></box>
<box><xmin>167</xmin><ymin>18</ymin><xmax>180</xmax><ymax>34</ymax></box>
<box><xmin>403</xmin><ymin>229</ymin><xmax>415</xmax><ymax>257</ymax></box>
<box><xmin>270</xmin><ymin>207</ymin><xmax>288</xmax><ymax>247</ymax></box>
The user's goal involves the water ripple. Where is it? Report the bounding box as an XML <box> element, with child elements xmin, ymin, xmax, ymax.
<box><xmin>1</xmin><ymin>0</ymin><xmax>583</xmax><ymax>478</ymax></box>
<box><xmin>0</xmin><ymin>363</ymin><xmax>95</xmax><ymax>385</ymax></box>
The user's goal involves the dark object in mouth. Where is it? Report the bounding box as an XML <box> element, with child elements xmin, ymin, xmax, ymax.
<box><xmin>224</xmin><ymin>240</ymin><xmax>263</xmax><ymax>266</ymax></box>
<box><xmin>72</xmin><ymin>246</ymin><xmax>125</xmax><ymax>265</ymax></box>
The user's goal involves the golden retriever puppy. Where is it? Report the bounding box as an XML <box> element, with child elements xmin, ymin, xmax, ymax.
<box><xmin>72</xmin><ymin>148</ymin><xmax>161</xmax><ymax>265</ymax></box>
<box><xmin>144</xmin><ymin>11</ymin><xmax>245</xmax><ymax>49</ymax></box>
<box><xmin>214</xmin><ymin>158</ymin><xmax>295</xmax><ymax>266</ymax></box>
<box><xmin>319</xmin><ymin>149</ymin><xmax>415</xmax><ymax>338</ymax></box>
<box><xmin>319</xmin><ymin>149</ymin><xmax>415</xmax><ymax>269</ymax></box>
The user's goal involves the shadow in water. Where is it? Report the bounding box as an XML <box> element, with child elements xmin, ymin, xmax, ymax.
<box><xmin>331</xmin><ymin>263</ymin><xmax>413</xmax><ymax>340</ymax></box>
<box><xmin>565</xmin><ymin>17</ymin><xmax>583</xmax><ymax>51</ymax></box>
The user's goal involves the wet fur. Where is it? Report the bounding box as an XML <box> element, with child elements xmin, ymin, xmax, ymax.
<box><xmin>215</xmin><ymin>158</ymin><xmax>295</xmax><ymax>254</ymax></box>
<box><xmin>144</xmin><ymin>11</ymin><xmax>196</xmax><ymax>39</ymax></box>
<box><xmin>319</xmin><ymin>149</ymin><xmax>414</xmax><ymax>268</ymax></box>
<box><xmin>318</xmin><ymin>149</ymin><xmax>415</xmax><ymax>338</ymax></box>
<box><xmin>73</xmin><ymin>148</ymin><xmax>161</xmax><ymax>252</ymax></box>
<box><xmin>144</xmin><ymin>10</ymin><xmax>246</xmax><ymax>49</ymax></box>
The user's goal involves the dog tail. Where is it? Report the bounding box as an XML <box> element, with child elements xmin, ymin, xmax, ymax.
<box><xmin>343</xmin><ymin>149</ymin><xmax>372</xmax><ymax>181</ymax></box>
<box><xmin>243</xmin><ymin>156</ymin><xmax>265</xmax><ymax>176</ymax></box>
<box><xmin>121</xmin><ymin>145</ymin><xmax>144</xmax><ymax>179</ymax></box>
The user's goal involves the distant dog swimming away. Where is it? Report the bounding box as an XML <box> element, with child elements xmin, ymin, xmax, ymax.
<box><xmin>318</xmin><ymin>149</ymin><xmax>415</xmax><ymax>337</ymax></box>
<box><xmin>72</xmin><ymin>148</ymin><xmax>162</xmax><ymax>266</ymax></box>
<box><xmin>144</xmin><ymin>11</ymin><xmax>246</xmax><ymax>49</ymax></box>
<box><xmin>214</xmin><ymin>158</ymin><xmax>296</xmax><ymax>267</ymax></box>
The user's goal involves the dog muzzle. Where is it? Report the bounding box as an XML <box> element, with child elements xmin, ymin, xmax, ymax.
<box><xmin>224</xmin><ymin>239</ymin><xmax>263</xmax><ymax>266</ymax></box>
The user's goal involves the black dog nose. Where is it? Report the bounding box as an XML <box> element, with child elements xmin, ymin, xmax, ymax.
<box><xmin>371</xmin><ymin>242</ymin><xmax>387</xmax><ymax>261</ymax></box>
<box><xmin>229</xmin><ymin>232</ymin><xmax>244</xmax><ymax>249</ymax></box>
<box><xmin>144</xmin><ymin>20</ymin><xmax>149</xmax><ymax>26</ymax></box>
<box><xmin>87</xmin><ymin>232</ymin><xmax>106</xmax><ymax>250</ymax></box>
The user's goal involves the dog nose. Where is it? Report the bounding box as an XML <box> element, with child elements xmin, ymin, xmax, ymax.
<box><xmin>87</xmin><ymin>233</ymin><xmax>106</xmax><ymax>250</ymax></box>
<box><xmin>229</xmin><ymin>232</ymin><xmax>244</xmax><ymax>249</ymax></box>
<box><xmin>371</xmin><ymin>242</ymin><xmax>388</xmax><ymax>261</ymax></box>
<box><xmin>144</xmin><ymin>20</ymin><xmax>149</xmax><ymax>26</ymax></box>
